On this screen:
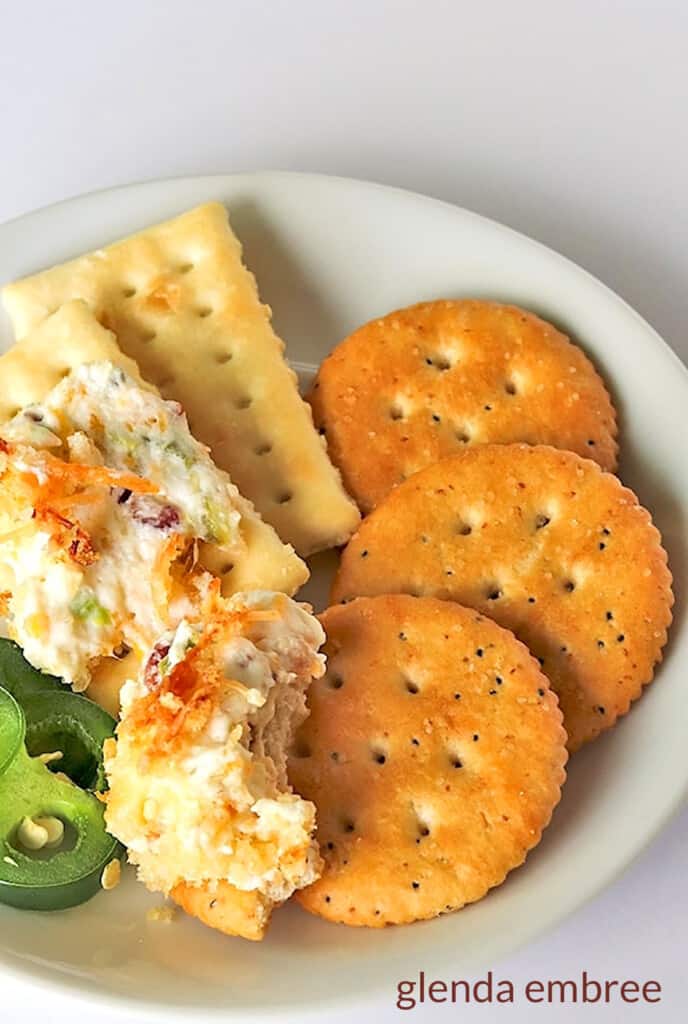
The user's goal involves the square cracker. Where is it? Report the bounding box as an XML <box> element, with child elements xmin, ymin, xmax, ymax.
<box><xmin>0</xmin><ymin>300</ymin><xmax>308</xmax><ymax>597</ymax></box>
<box><xmin>2</xmin><ymin>203</ymin><xmax>360</xmax><ymax>556</ymax></box>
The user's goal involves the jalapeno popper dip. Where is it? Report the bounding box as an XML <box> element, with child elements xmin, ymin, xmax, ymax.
<box><xmin>0</xmin><ymin>362</ymin><xmax>267</xmax><ymax>690</ymax></box>
<box><xmin>104</xmin><ymin>590</ymin><xmax>326</xmax><ymax>937</ymax></box>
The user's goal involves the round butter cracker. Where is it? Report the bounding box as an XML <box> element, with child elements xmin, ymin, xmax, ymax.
<box><xmin>310</xmin><ymin>300</ymin><xmax>618</xmax><ymax>511</ymax></box>
<box><xmin>290</xmin><ymin>595</ymin><xmax>567</xmax><ymax>927</ymax></box>
<box><xmin>332</xmin><ymin>445</ymin><xmax>673</xmax><ymax>751</ymax></box>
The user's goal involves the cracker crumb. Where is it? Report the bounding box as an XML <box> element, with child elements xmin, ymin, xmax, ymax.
<box><xmin>146</xmin><ymin>904</ymin><xmax>177</xmax><ymax>924</ymax></box>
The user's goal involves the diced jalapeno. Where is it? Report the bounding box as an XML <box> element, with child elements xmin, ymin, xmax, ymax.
<box><xmin>69</xmin><ymin>588</ymin><xmax>112</xmax><ymax>626</ymax></box>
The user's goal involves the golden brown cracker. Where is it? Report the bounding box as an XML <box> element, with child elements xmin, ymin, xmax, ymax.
<box><xmin>171</xmin><ymin>880</ymin><xmax>271</xmax><ymax>941</ymax></box>
<box><xmin>332</xmin><ymin>445</ymin><xmax>673</xmax><ymax>751</ymax></box>
<box><xmin>290</xmin><ymin>595</ymin><xmax>567</xmax><ymax>927</ymax></box>
<box><xmin>2</xmin><ymin>203</ymin><xmax>360</xmax><ymax>555</ymax></box>
<box><xmin>0</xmin><ymin>301</ymin><xmax>308</xmax><ymax>597</ymax></box>
<box><xmin>310</xmin><ymin>300</ymin><xmax>618</xmax><ymax>512</ymax></box>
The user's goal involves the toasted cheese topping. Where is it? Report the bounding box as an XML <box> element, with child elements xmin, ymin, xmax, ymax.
<box><xmin>105</xmin><ymin>591</ymin><xmax>325</xmax><ymax>902</ymax></box>
<box><xmin>0</xmin><ymin>361</ymin><xmax>258</xmax><ymax>689</ymax></box>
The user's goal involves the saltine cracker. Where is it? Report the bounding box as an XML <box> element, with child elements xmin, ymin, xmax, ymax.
<box><xmin>0</xmin><ymin>300</ymin><xmax>308</xmax><ymax>597</ymax></box>
<box><xmin>2</xmin><ymin>203</ymin><xmax>360</xmax><ymax>555</ymax></box>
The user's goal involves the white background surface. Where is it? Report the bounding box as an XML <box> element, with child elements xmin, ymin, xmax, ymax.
<box><xmin>0</xmin><ymin>1</ymin><xmax>686</xmax><ymax>1021</ymax></box>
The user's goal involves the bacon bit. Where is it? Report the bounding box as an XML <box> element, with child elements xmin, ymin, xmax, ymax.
<box><xmin>68</xmin><ymin>528</ymin><xmax>97</xmax><ymax>566</ymax></box>
<box><xmin>0</xmin><ymin>438</ymin><xmax>9</xmax><ymax>454</ymax></box>
<box><xmin>129</xmin><ymin>497</ymin><xmax>181</xmax><ymax>532</ymax></box>
<box><xmin>0</xmin><ymin>592</ymin><xmax>10</xmax><ymax>615</ymax></box>
<box><xmin>33</xmin><ymin>507</ymin><xmax>98</xmax><ymax>567</ymax></box>
<box><xmin>144</xmin><ymin>640</ymin><xmax>171</xmax><ymax>690</ymax></box>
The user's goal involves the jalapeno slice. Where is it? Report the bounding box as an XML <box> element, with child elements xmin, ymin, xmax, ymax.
<box><xmin>0</xmin><ymin>639</ymin><xmax>115</xmax><ymax>791</ymax></box>
<box><xmin>0</xmin><ymin>643</ymin><xmax>125</xmax><ymax>912</ymax></box>
<box><xmin>0</xmin><ymin>688</ymin><xmax>122</xmax><ymax>911</ymax></box>
<box><xmin>0</xmin><ymin>685</ymin><xmax>24</xmax><ymax>777</ymax></box>
<box><xmin>0</xmin><ymin>638</ymin><xmax>63</xmax><ymax>699</ymax></box>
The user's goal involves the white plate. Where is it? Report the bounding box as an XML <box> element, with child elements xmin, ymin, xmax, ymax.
<box><xmin>0</xmin><ymin>173</ymin><xmax>685</xmax><ymax>1018</ymax></box>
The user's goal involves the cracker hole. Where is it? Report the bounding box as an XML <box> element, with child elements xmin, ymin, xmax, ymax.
<box><xmin>606</xmin><ymin>610</ymin><xmax>614</xmax><ymax>621</ymax></box>
<box><xmin>341</xmin><ymin>819</ymin><xmax>355</xmax><ymax>834</ymax></box>
<box><xmin>504</xmin><ymin>380</ymin><xmax>518</xmax><ymax>395</ymax></box>
<box><xmin>291</xmin><ymin>740</ymin><xmax>311</xmax><ymax>758</ymax></box>
<box><xmin>254</xmin><ymin>442</ymin><xmax>272</xmax><ymax>456</ymax></box>
<box><xmin>411</xmin><ymin>881</ymin><xmax>420</xmax><ymax>890</ymax></box>
<box><xmin>597</xmin><ymin>640</ymin><xmax>605</xmax><ymax>649</ymax></box>
<box><xmin>142</xmin><ymin>330</ymin><xmax>157</xmax><ymax>343</ymax></box>
<box><xmin>235</xmin><ymin>396</ymin><xmax>252</xmax><ymax>410</ymax></box>
<box><xmin>431</xmin><ymin>413</ymin><xmax>441</xmax><ymax>424</ymax></box>
<box><xmin>534</xmin><ymin>513</ymin><xmax>551</xmax><ymax>530</ymax></box>
<box><xmin>122</xmin><ymin>286</ymin><xmax>137</xmax><ymax>298</ymax></box>
<box><xmin>215</xmin><ymin>351</ymin><xmax>233</xmax><ymax>364</ymax></box>
<box><xmin>371</xmin><ymin>748</ymin><xmax>387</xmax><ymax>765</ymax></box>
<box><xmin>411</xmin><ymin>737</ymin><xmax>420</xmax><ymax>746</ymax></box>
<box><xmin>457</xmin><ymin>520</ymin><xmax>472</xmax><ymax>536</ymax></box>
<box><xmin>178</xmin><ymin>262</ymin><xmax>194</xmax><ymax>274</ymax></box>
<box><xmin>220</xmin><ymin>562</ymin><xmax>234</xmax><ymax>575</ymax></box>
<box><xmin>390</xmin><ymin>403</ymin><xmax>404</xmax><ymax>421</ymax></box>
<box><xmin>486</xmin><ymin>585</ymin><xmax>502</xmax><ymax>601</ymax></box>
<box><xmin>450</xmin><ymin>755</ymin><xmax>463</xmax><ymax>768</ymax></box>
<box><xmin>330</xmin><ymin>751</ymin><xmax>341</xmax><ymax>763</ymax></box>
<box><xmin>276</xmin><ymin>491</ymin><xmax>293</xmax><ymax>505</ymax></box>
<box><xmin>197</xmin><ymin>306</ymin><xmax>213</xmax><ymax>318</ymax></box>
<box><xmin>327</xmin><ymin>673</ymin><xmax>344</xmax><ymax>690</ymax></box>
<box><xmin>617</xmin><ymin>634</ymin><xmax>625</xmax><ymax>643</ymax></box>
<box><xmin>405</xmin><ymin>680</ymin><xmax>420</xmax><ymax>695</ymax></box>
<box><xmin>563</xmin><ymin>580</ymin><xmax>576</xmax><ymax>593</ymax></box>
<box><xmin>456</xmin><ymin>429</ymin><xmax>471</xmax><ymax>444</ymax></box>
<box><xmin>528</xmin><ymin>596</ymin><xmax>536</xmax><ymax>604</ymax></box>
